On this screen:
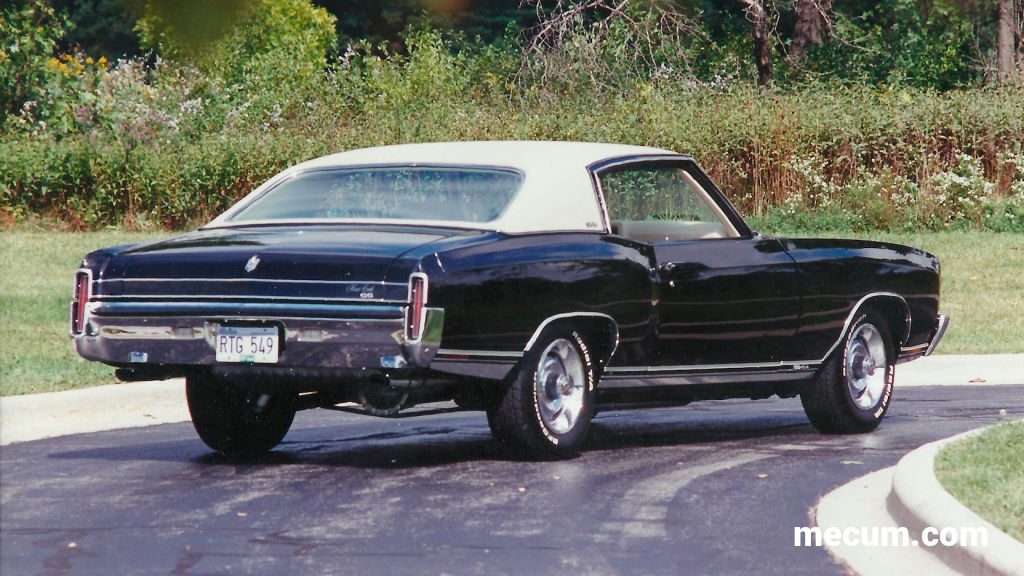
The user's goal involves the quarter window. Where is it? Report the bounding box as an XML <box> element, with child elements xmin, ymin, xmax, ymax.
<box><xmin>600</xmin><ymin>164</ymin><xmax>738</xmax><ymax>241</ymax></box>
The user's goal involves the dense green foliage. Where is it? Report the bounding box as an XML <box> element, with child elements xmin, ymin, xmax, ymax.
<box><xmin>1</xmin><ymin>0</ymin><xmax>1022</xmax><ymax>231</ymax></box>
<box><xmin>52</xmin><ymin>0</ymin><xmax>141</xmax><ymax>59</ymax></box>
<box><xmin>0</xmin><ymin>2</ymin><xmax>71</xmax><ymax>120</ymax></box>
<box><xmin>810</xmin><ymin>0</ymin><xmax>978</xmax><ymax>88</ymax></box>
<box><xmin>136</xmin><ymin>0</ymin><xmax>336</xmax><ymax>84</ymax></box>
<box><xmin>37</xmin><ymin>0</ymin><xmax>1019</xmax><ymax>89</ymax></box>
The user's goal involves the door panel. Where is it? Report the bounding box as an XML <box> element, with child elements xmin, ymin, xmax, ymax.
<box><xmin>652</xmin><ymin>237</ymin><xmax>801</xmax><ymax>366</ymax></box>
<box><xmin>594</xmin><ymin>158</ymin><xmax>801</xmax><ymax>368</ymax></box>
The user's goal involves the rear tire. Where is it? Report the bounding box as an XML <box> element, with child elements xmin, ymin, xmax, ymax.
<box><xmin>801</xmin><ymin>312</ymin><xmax>895</xmax><ymax>434</ymax></box>
<box><xmin>186</xmin><ymin>372</ymin><xmax>297</xmax><ymax>457</ymax></box>
<box><xmin>489</xmin><ymin>327</ymin><xmax>598</xmax><ymax>459</ymax></box>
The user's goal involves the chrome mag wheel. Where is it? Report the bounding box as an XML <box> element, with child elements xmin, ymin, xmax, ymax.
<box><xmin>845</xmin><ymin>322</ymin><xmax>888</xmax><ymax>410</ymax></box>
<box><xmin>534</xmin><ymin>338</ymin><xmax>587</xmax><ymax>434</ymax></box>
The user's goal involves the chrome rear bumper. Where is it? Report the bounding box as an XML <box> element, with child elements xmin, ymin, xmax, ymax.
<box><xmin>73</xmin><ymin>307</ymin><xmax>444</xmax><ymax>372</ymax></box>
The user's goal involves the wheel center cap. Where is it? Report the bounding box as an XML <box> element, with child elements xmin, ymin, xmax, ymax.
<box><xmin>556</xmin><ymin>375</ymin><xmax>571</xmax><ymax>394</ymax></box>
<box><xmin>863</xmin><ymin>357</ymin><xmax>876</xmax><ymax>374</ymax></box>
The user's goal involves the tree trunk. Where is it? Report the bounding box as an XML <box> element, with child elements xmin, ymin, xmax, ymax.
<box><xmin>997</xmin><ymin>0</ymin><xmax>1016</xmax><ymax>81</ymax></box>
<box><xmin>1016</xmin><ymin>0</ymin><xmax>1024</xmax><ymax>75</ymax></box>
<box><xmin>743</xmin><ymin>0</ymin><xmax>773</xmax><ymax>88</ymax></box>
<box><xmin>791</xmin><ymin>0</ymin><xmax>833</xmax><ymax>63</ymax></box>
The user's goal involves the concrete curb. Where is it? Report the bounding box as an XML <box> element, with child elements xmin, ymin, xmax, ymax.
<box><xmin>0</xmin><ymin>378</ymin><xmax>189</xmax><ymax>446</ymax></box>
<box><xmin>888</xmin><ymin>423</ymin><xmax>1024</xmax><ymax>576</ymax></box>
<box><xmin>816</xmin><ymin>467</ymin><xmax>960</xmax><ymax>575</ymax></box>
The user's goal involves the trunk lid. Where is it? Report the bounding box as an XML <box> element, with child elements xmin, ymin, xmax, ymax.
<box><xmin>98</xmin><ymin>225</ymin><xmax>464</xmax><ymax>303</ymax></box>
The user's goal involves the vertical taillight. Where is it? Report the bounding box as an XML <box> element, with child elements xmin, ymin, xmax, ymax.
<box><xmin>71</xmin><ymin>271</ymin><xmax>90</xmax><ymax>335</ymax></box>
<box><xmin>406</xmin><ymin>273</ymin><xmax>428</xmax><ymax>341</ymax></box>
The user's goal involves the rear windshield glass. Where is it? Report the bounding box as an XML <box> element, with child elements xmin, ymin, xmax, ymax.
<box><xmin>228</xmin><ymin>166</ymin><xmax>523</xmax><ymax>224</ymax></box>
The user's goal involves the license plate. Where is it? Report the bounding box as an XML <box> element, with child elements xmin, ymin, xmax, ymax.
<box><xmin>215</xmin><ymin>326</ymin><xmax>279</xmax><ymax>363</ymax></box>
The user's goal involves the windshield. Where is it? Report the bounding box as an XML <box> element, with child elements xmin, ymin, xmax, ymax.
<box><xmin>227</xmin><ymin>166</ymin><xmax>523</xmax><ymax>225</ymax></box>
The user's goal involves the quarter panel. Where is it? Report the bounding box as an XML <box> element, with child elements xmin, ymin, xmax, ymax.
<box><xmin>782</xmin><ymin>238</ymin><xmax>940</xmax><ymax>357</ymax></box>
<box><xmin>427</xmin><ymin>233</ymin><xmax>655</xmax><ymax>366</ymax></box>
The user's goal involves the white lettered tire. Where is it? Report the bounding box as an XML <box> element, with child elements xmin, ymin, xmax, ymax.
<box><xmin>801</xmin><ymin>312</ymin><xmax>895</xmax><ymax>434</ymax></box>
<box><xmin>488</xmin><ymin>327</ymin><xmax>598</xmax><ymax>458</ymax></box>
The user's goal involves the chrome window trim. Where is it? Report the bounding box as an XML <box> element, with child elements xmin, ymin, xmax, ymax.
<box><xmin>589</xmin><ymin>155</ymin><xmax>744</xmax><ymax>239</ymax></box>
<box><xmin>590</xmin><ymin>168</ymin><xmax>614</xmax><ymax>234</ymax></box>
<box><xmin>588</xmin><ymin>154</ymin><xmax>686</xmax><ymax>233</ymax></box>
<box><xmin>594</xmin><ymin>161</ymin><xmax>740</xmax><ymax>239</ymax></box>
<box><xmin>206</xmin><ymin>217</ymin><xmax>498</xmax><ymax>232</ymax></box>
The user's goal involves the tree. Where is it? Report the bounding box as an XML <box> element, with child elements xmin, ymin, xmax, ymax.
<box><xmin>791</xmin><ymin>0</ymin><xmax>832</xmax><ymax>63</ymax></box>
<box><xmin>997</xmin><ymin>0</ymin><xmax>1016</xmax><ymax>80</ymax></box>
<box><xmin>1018</xmin><ymin>0</ymin><xmax>1024</xmax><ymax>74</ymax></box>
<box><xmin>741</xmin><ymin>0</ymin><xmax>773</xmax><ymax>87</ymax></box>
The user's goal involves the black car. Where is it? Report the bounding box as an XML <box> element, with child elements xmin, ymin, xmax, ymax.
<box><xmin>71</xmin><ymin>141</ymin><xmax>949</xmax><ymax>458</ymax></box>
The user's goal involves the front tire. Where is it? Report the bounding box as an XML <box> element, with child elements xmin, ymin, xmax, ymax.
<box><xmin>489</xmin><ymin>328</ymin><xmax>598</xmax><ymax>459</ymax></box>
<box><xmin>186</xmin><ymin>372</ymin><xmax>297</xmax><ymax>457</ymax></box>
<box><xmin>801</xmin><ymin>312</ymin><xmax>895</xmax><ymax>434</ymax></box>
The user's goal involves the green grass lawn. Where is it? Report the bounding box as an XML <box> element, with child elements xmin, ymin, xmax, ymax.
<box><xmin>1</xmin><ymin>231</ymin><xmax>168</xmax><ymax>395</ymax></box>
<box><xmin>1</xmin><ymin>230</ymin><xmax>1021</xmax><ymax>396</ymax></box>
<box><xmin>935</xmin><ymin>420</ymin><xmax>1024</xmax><ymax>541</ymax></box>
<box><xmin>797</xmin><ymin>230</ymin><xmax>1024</xmax><ymax>355</ymax></box>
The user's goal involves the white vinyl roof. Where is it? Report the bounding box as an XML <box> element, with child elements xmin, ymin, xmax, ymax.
<box><xmin>209</xmin><ymin>141</ymin><xmax>683</xmax><ymax>234</ymax></box>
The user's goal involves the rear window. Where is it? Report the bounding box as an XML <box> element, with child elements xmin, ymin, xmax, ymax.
<box><xmin>228</xmin><ymin>166</ymin><xmax>523</xmax><ymax>224</ymax></box>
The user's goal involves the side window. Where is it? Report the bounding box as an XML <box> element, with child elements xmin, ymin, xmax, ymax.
<box><xmin>600</xmin><ymin>164</ymin><xmax>738</xmax><ymax>241</ymax></box>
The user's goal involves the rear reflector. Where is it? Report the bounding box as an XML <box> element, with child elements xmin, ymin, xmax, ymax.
<box><xmin>71</xmin><ymin>272</ymin><xmax>90</xmax><ymax>335</ymax></box>
<box><xmin>406</xmin><ymin>274</ymin><xmax>428</xmax><ymax>341</ymax></box>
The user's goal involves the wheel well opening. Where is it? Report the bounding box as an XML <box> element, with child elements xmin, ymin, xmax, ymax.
<box><xmin>861</xmin><ymin>298</ymin><xmax>910</xmax><ymax>349</ymax></box>
<box><xmin>530</xmin><ymin>316</ymin><xmax>619</xmax><ymax>370</ymax></box>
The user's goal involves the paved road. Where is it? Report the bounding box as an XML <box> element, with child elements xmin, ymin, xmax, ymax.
<box><xmin>2</xmin><ymin>385</ymin><xmax>1022</xmax><ymax>576</ymax></box>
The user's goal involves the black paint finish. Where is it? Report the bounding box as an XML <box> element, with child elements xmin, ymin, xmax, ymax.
<box><xmin>652</xmin><ymin>236</ymin><xmax>801</xmax><ymax>366</ymax></box>
<box><xmin>73</xmin><ymin>159</ymin><xmax>943</xmax><ymax>407</ymax></box>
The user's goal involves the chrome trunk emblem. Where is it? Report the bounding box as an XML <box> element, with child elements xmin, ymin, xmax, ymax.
<box><xmin>244</xmin><ymin>255</ymin><xmax>260</xmax><ymax>273</ymax></box>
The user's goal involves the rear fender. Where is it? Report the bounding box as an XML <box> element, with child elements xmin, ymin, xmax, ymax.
<box><xmin>524</xmin><ymin>313</ymin><xmax>620</xmax><ymax>371</ymax></box>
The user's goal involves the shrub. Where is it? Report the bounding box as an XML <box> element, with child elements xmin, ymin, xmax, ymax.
<box><xmin>2</xmin><ymin>19</ymin><xmax>1024</xmax><ymax>232</ymax></box>
<box><xmin>135</xmin><ymin>0</ymin><xmax>336</xmax><ymax>81</ymax></box>
<box><xmin>0</xmin><ymin>1</ymin><xmax>71</xmax><ymax>129</ymax></box>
